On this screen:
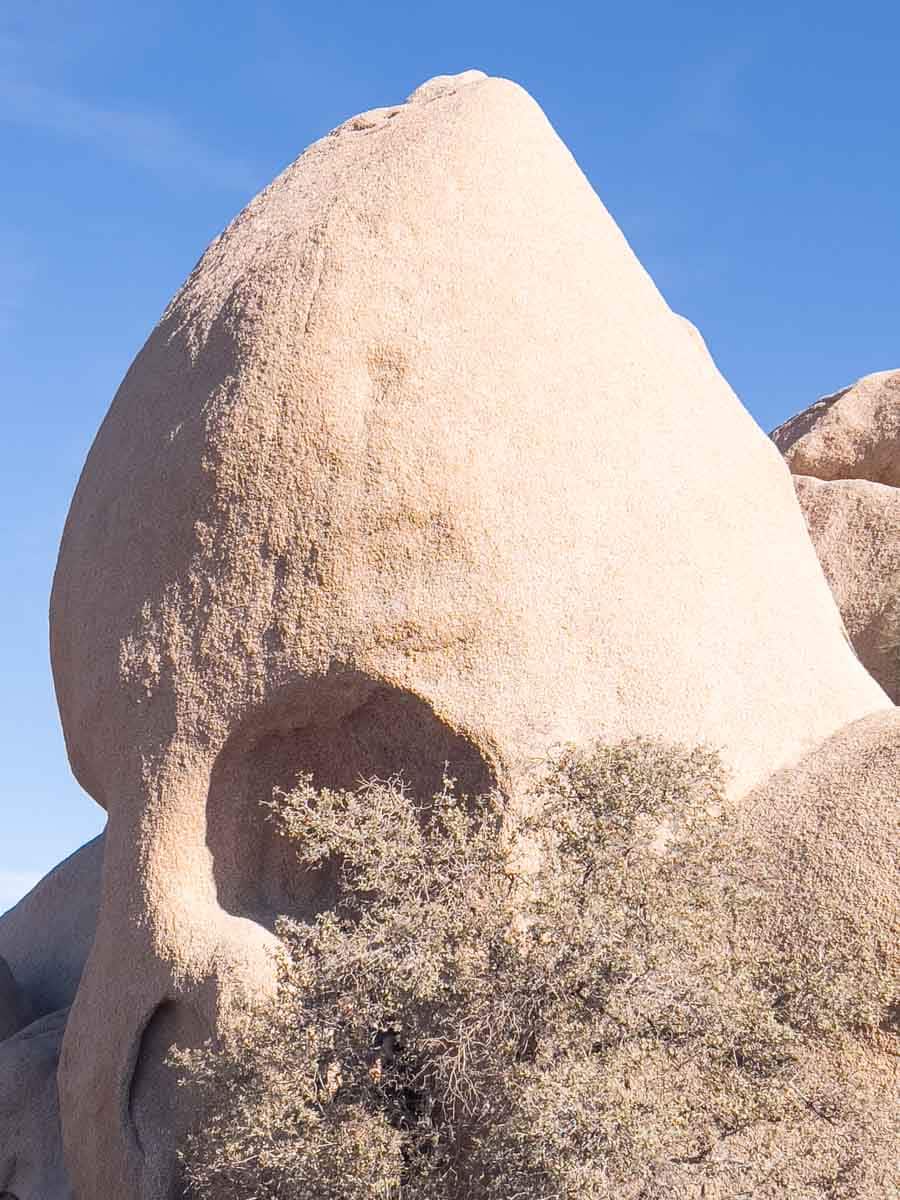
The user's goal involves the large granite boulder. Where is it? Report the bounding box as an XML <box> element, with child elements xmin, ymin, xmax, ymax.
<box><xmin>49</xmin><ymin>72</ymin><xmax>886</xmax><ymax>1198</ymax></box>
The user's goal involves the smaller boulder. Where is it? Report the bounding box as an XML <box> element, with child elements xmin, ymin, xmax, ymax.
<box><xmin>792</xmin><ymin>476</ymin><xmax>900</xmax><ymax>702</ymax></box>
<box><xmin>739</xmin><ymin>710</ymin><xmax>899</xmax><ymax>1001</ymax></box>
<box><xmin>772</xmin><ymin>370</ymin><xmax>900</xmax><ymax>486</ymax></box>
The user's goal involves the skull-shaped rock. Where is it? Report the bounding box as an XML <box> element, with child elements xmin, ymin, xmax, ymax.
<box><xmin>50</xmin><ymin>72</ymin><xmax>887</xmax><ymax>1196</ymax></box>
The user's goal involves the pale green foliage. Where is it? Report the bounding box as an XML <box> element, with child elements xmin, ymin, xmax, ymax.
<box><xmin>172</xmin><ymin>740</ymin><xmax>896</xmax><ymax>1199</ymax></box>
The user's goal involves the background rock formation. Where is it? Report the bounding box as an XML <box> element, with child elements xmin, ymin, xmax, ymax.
<box><xmin>0</xmin><ymin>1009</ymin><xmax>71</xmax><ymax>1200</ymax></box>
<box><xmin>0</xmin><ymin>839</ymin><xmax>102</xmax><ymax>1198</ymax></box>
<box><xmin>773</xmin><ymin>370</ymin><xmax>900</xmax><ymax>485</ymax></box>
<box><xmin>0</xmin><ymin>835</ymin><xmax>103</xmax><ymax>1018</ymax></box>
<box><xmin>792</xmin><ymin>477</ymin><xmax>900</xmax><ymax>701</ymax></box>
<box><xmin>48</xmin><ymin>72</ymin><xmax>887</xmax><ymax>1197</ymax></box>
<box><xmin>773</xmin><ymin>370</ymin><xmax>900</xmax><ymax>701</ymax></box>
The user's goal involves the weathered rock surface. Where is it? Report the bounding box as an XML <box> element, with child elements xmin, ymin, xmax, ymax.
<box><xmin>0</xmin><ymin>835</ymin><xmax>103</xmax><ymax>1017</ymax></box>
<box><xmin>772</xmin><ymin>370</ymin><xmax>900</xmax><ymax>486</ymax></box>
<box><xmin>0</xmin><ymin>1009</ymin><xmax>70</xmax><ymax>1199</ymax></box>
<box><xmin>792</xmin><ymin>476</ymin><xmax>900</xmax><ymax>701</ymax></box>
<box><xmin>49</xmin><ymin>72</ymin><xmax>887</xmax><ymax>1198</ymax></box>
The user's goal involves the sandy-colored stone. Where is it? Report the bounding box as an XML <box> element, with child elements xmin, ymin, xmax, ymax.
<box><xmin>792</xmin><ymin>476</ymin><xmax>900</xmax><ymax>701</ymax></box>
<box><xmin>49</xmin><ymin>72</ymin><xmax>887</xmax><ymax>1198</ymax></box>
<box><xmin>772</xmin><ymin>370</ymin><xmax>900</xmax><ymax>485</ymax></box>
<box><xmin>0</xmin><ymin>835</ymin><xmax>103</xmax><ymax>1018</ymax></box>
<box><xmin>0</xmin><ymin>1009</ymin><xmax>71</xmax><ymax>1199</ymax></box>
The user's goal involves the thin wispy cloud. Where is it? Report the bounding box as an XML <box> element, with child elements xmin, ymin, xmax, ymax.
<box><xmin>0</xmin><ymin>33</ymin><xmax>257</xmax><ymax>192</ymax></box>
<box><xmin>0</xmin><ymin>868</ymin><xmax>41</xmax><ymax>914</ymax></box>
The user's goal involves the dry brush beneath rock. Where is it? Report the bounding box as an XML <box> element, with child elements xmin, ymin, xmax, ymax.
<box><xmin>171</xmin><ymin>739</ymin><xmax>897</xmax><ymax>1200</ymax></box>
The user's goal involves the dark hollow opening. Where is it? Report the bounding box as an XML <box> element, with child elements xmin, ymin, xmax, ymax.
<box><xmin>129</xmin><ymin>1000</ymin><xmax>210</xmax><ymax>1194</ymax></box>
<box><xmin>206</xmin><ymin>674</ymin><xmax>495</xmax><ymax>928</ymax></box>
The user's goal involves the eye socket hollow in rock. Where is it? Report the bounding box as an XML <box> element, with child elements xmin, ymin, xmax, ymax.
<box><xmin>206</xmin><ymin>675</ymin><xmax>496</xmax><ymax>929</ymax></box>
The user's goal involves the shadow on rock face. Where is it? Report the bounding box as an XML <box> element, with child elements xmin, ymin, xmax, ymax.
<box><xmin>0</xmin><ymin>1009</ymin><xmax>71</xmax><ymax>1200</ymax></box>
<box><xmin>0</xmin><ymin>957</ymin><xmax>33</xmax><ymax>1043</ymax></box>
<box><xmin>207</xmin><ymin>672</ymin><xmax>496</xmax><ymax>929</ymax></box>
<box><xmin>128</xmin><ymin>1001</ymin><xmax>210</xmax><ymax>1200</ymax></box>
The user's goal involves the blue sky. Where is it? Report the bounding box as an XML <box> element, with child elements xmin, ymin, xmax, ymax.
<box><xmin>1</xmin><ymin>1</ymin><xmax>898</xmax><ymax>913</ymax></box>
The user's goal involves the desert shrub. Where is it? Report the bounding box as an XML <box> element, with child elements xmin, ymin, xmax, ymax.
<box><xmin>172</xmin><ymin>739</ymin><xmax>896</xmax><ymax>1199</ymax></box>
